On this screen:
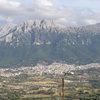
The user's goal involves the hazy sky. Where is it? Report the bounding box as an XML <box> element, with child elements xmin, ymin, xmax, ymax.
<box><xmin>0</xmin><ymin>0</ymin><xmax>100</xmax><ymax>26</ymax></box>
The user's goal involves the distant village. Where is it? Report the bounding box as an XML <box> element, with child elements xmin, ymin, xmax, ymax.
<box><xmin>0</xmin><ymin>63</ymin><xmax>100</xmax><ymax>77</ymax></box>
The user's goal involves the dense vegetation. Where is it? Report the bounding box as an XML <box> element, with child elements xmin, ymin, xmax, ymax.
<box><xmin>0</xmin><ymin>39</ymin><xmax>100</xmax><ymax>68</ymax></box>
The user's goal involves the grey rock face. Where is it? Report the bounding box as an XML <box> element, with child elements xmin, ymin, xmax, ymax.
<box><xmin>0</xmin><ymin>20</ymin><xmax>100</xmax><ymax>47</ymax></box>
<box><xmin>0</xmin><ymin>20</ymin><xmax>100</xmax><ymax>66</ymax></box>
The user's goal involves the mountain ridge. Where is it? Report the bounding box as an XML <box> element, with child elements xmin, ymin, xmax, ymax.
<box><xmin>0</xmin><ymin>20</ymin><xmax>100</xmax><ymax>67</ymax></box>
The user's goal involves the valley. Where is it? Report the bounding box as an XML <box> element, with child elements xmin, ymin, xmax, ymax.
<box><xmin>0</xmin><ymin>20</ymin><xmax>100</xmax><ymax>99</ymax></box>
<box><xmin>0</xmin><ymin>63</ymin><xmax>100</xmax><ymax>100</ymax></box>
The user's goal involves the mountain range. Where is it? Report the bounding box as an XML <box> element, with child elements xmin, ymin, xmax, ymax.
<box><xmin>0</xmin><ymin>20</ymin><xmax>100</xmax><ymax>68</ymax></box>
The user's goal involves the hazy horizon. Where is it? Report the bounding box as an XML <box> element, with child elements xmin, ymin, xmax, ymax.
<box><xmin>0</xmin><ymin>0</ymin><xmax>100</xmax><ymax>26</ymax></box>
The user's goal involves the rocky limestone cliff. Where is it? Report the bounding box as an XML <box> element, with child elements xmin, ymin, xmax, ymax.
<box><xmin>0</xmin><ymin>20</ymin><xmax>100</xmax><ymax>67</ymax></box>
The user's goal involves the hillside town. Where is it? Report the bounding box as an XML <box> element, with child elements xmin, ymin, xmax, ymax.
<box><xmin>0</xmin><ymin>63</ymin><xmax>100</xmax><ymax>77</ymax></box>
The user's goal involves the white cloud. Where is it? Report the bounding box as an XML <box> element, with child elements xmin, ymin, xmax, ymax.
<box><xmin>7</xmin><ymin>17</ymin><xmax>14</xmax><ymax>23</ymax></box>
<box><xmin>0</xmin><ymin>15</ymin><xmax>13</xmax><ymax>24</ymax></box>
<box><xmin>0</xmin><ymin>0</ymin><xmax>21</xmax><ymax>10</ymax></box>
<box><xmin>0</xmin><ymin>16</ymin><xmax>6</xmax><ymax>21</ymax></box>
<box><xmin>0</xmin><ymin>0</ymin><xmax>100</xmax><ymax>26</ymax></box>
<box><xmin>8</xmin><ymin>1</ymin><xmax>21</xmax><ymax>8</ymax></box>
<box><xmin>85</xmin><ymin>19</ymin><xmax>98</xmax><ymax>25</ymax></box>
<box><xmin>36</xmin><ymin>0</ymin><xmax>53</xmax><ymax>7</ymax></box>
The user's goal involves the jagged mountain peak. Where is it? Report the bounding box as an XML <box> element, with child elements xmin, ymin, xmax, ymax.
<box><xmin>0</xmin><ymin>23</ymin><xmax>16</xmax><ymax>38</ymax></box>
<box><xmin>0</xmin><ymin>20</ymin><xmax>100</xmax><ymax>45</ymax></box>
<box><xmin>0</xmin><ymin>20</ymin><xmax>100</xmax><ymax>66</ymax></box>
<box><xmin>21</xmin><ymin>19</ymin><xmax>59</xmax><ymax>28</ymax></box>
<box><xmin>1</xmin><ymin>20</ymin><xmax>100</xmax><ymax>40</ymax></box>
